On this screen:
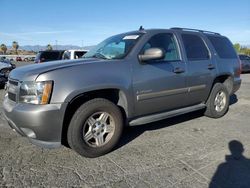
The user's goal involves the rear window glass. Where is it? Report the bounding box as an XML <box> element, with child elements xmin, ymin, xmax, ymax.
<box><xmin>41</xmin><ymin>52</ymin><xmax>62</xmax><ymax>60</ymax></box>
<box><xmin>182</xmin><ymin>34</ymin><xmax>209</xmax><ymax>61</ymax></box>
<box><xmin>207</xmin><ymin>36</ymin><xmax>237</xmax><ymax>59</ymax></box>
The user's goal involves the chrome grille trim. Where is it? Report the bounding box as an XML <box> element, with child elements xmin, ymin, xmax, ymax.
<box><xmin>7</xmin><ymin>79</ymin><xmax>20</xmax><ymax>102</ymax></box>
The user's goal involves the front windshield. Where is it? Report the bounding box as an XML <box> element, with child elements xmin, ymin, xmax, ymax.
<box><xmin>83</xmin><ymin>33</ymin><xmax>143</xmax><ymax>60</ymax></box>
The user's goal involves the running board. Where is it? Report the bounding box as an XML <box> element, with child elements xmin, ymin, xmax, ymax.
<box><xmin>129</xmin><ymin>104</ymin><xmax>206</xmax><ymax>126</ymax></box>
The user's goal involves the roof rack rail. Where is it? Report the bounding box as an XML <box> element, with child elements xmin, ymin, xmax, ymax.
<box><xmin>170</xmin><ymin>27</ymin><xmax>220</xmax><ymax>35</ymax></box>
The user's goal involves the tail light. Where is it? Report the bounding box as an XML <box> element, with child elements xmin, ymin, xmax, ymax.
<box><xmin>236</xmin><ymin>59</ymin><xmax>242</xmax><ymax>76</ymax></box>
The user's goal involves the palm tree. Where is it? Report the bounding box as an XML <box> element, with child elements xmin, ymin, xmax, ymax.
<box><xmin>0</xmin><ymin>44</ymin><xmax>7</xmax><ymax>54</ymax></box>
<box><xmin>12</xmin><ymin>41</ymin><xmax>19</xmax><ymax>54</ymax></box>
<box><xmin>47</xmin><ymin>44</ymin><xmax>53</xmax><ymax>51</ymax></box>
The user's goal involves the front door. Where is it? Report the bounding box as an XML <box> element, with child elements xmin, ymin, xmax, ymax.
<box><xmin>132</xmin><ymin>33</ymin><xmax>188</xmax><ymax>116</ymax></box>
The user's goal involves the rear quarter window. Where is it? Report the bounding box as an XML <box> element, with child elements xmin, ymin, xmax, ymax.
<box><xmin>207</xmin><ymin>36</ymin><xmax>237</xmax><ymax>59</ymax></box>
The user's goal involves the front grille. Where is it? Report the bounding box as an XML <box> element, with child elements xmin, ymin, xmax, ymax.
<box><xmin>8</xmin><ymin>92</ymin><xmax>16</xmax><ymax>101</ymax></box>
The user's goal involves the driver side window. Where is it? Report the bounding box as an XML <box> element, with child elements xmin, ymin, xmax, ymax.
<box><xmin>142</xmin><ymin>33</ymin><xmax>180</xmax><ymax>61</ymax></box>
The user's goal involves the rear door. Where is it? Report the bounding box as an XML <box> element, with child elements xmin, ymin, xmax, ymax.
<box><xmin>132</xmin><ymin>32</ymin><xmax>188</xmax><ymax>116</ymax></box>
<box><xmin>180</xmin><ymin>33</ymin><xmax>217</xmax><ymax>105</ymax></box>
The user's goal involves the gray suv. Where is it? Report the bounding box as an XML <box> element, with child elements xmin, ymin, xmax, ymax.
<box><xmin>3</xmin><ymin>28</ymin><xmax>241</xmax><ymax>157</ymax></box>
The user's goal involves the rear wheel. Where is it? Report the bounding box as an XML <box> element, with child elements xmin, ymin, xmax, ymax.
<box><xmin>67</xmin><ymin>98</ymin><xmax>123</xmax><ymax>158</ymax></box>
<box><xmin>204</xmin><ymin>83</ymin><xmax>229</xmax><ymax>118</ymax></box>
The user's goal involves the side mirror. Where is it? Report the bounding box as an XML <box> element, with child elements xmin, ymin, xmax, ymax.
<box><xmin>139</xmin><ymin>48</ymin><xmax>165</xmax><ymax>62</ymax></box>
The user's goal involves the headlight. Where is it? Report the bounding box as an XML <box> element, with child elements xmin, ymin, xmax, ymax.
<box><xmin>19</xmin><ymin>81</ymin><xmax>53</xmax><ymax>104</ymax></box>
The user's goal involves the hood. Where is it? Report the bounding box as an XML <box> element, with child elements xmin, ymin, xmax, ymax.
<box><xmin>9</xmin><ymin>58</ymin><xmax>101</xmax><ymax>81</ymax></box>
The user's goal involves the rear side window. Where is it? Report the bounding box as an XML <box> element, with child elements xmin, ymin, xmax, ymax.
<box><xmin>207</xmin><ymin>36</ymin><xmax>237</xmax><ymax>59</ymax></box>
<box><xmin>41</xmin><ymin>52</ymin><xmax>61</xmax><ymax>60</ymax></box>
<box><xmin>142</xmin><ymin>33</ymin><xmax>180</xmax><ymax>61</ymax></box>
<box><xmin>182</xmin><ymin>34</ymin><xmax>210</xmax><ymax>61</ymax></box>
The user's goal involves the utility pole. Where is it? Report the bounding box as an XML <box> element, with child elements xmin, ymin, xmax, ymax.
<box><xmin>81</xmin><ymin>40</ymin><xmax>84</xmax><ymax>49</ymax></box>
<box><xmin>55</xmin><ymin>40</ymin><xmax>58</xmax><ymax>50</ymax></box>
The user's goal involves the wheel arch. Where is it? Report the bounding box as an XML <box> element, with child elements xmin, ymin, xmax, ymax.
<box><xmin>212</xmin><ymin>74</ymin><xmax>234</xmax><ymax>94</ymax></box>
<box><xmin>61</xmin><ymin>88</ymin><xmax>129</xmax><ymax>146</ymax></box>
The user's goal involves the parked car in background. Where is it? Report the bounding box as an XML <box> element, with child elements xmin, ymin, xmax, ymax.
<box><xmin>29</xmin><ymin>57</ymin><xmax>35</xmax><ymax>62</ymax></box>
<box><xmin>34</xmin><ymin>50</ymin><xmax>65</xmax><ymax>63</ymax></box>
<box><xmin>3</xmin><ymin>28</ymin><xmax>241</xmax><ymax>158</ymax></box>
<box><xmin>24</xmin><ymin>57</ymin><xmax>29</xmax><ymax>62</ymax></box>
<box><xmin>62</xmin><ymin>50</ymin><xmax>88</xmax><ymax>60</ymax></box>
<box><xmin>0</xmin><ymin>59</ymin><xmax>16</xmax><ymax>87</ymax></box>
<box><xmin>24</xmin><ymin>56</ymin><xmax>36</xmax><ymax>62</ymax></box>
<box><xmin>239</xmin><ymin>54</ymin><xmax>250</xmax><ymax>73</ymax></box>
<box><xmin>0</xmin><ymin>59</ymin><xmax>16</xmax><ymax>76</ymax></box>
<box><xmin>16</xmin><ymin>57</ymin><xmax>22</xmax><ymax>61</ymax></box>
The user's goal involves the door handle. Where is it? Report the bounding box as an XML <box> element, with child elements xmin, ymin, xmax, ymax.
<box><xmin>173</xmin><ymin>67</ymin><xmax>185</xmax><ymax>74</ymax></box>
<box><xmin>208</xmin><ymin>64</ymin><xmax>215</xmax><ymax>70</ymax></box>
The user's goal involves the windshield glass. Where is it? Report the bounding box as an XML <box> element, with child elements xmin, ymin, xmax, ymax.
<box><xmin>83</xmin><ymin>33</ymin><xmax>143</xmax><ymax>60</ymax></box>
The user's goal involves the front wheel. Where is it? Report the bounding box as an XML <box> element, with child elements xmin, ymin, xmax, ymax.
<box><xmin>204</xmin><ymin>83</ymin><xmax>229</xmax><ymax>118</ymax></box>
<box><xmin>67</xmin><ymin>98</ymin><xmax>123</xmax><ymax>158</ymax></box>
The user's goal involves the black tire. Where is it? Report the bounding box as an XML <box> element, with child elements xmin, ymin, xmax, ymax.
<box><xmin>204</xmin><ymin>83</ymin><xmax>229</xmax><ymax>118</ymax></box>
<box><xmin>67</xmin><ymin>98</ymin><xmax>123</xmax><ymax>158</ymax></box>
<box><xmin>0</xmin><ymin>77</ymin><xmax>7</xmax><ymax>89</ymax></box>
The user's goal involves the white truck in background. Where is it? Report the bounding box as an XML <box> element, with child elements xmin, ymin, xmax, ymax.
<box><xmin>62</xmin><ymin>49</ymin><xmax>88</xmax><ymax>60</ymax></box>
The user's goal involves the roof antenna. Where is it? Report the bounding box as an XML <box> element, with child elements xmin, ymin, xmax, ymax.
<box><xmin>139</xmin><ymin>26</ymin><xmax>144</xmax><ymax>31</ymax></box>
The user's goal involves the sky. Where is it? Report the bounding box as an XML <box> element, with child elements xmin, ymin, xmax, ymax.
<box><xmin>1</xmin><ymin>0</ymin><xmax>250</xmax><ymax>47</ymax></box>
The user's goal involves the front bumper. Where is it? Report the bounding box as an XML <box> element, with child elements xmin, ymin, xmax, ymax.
<box><xmin>3</xmin><ymin>96</ymin><xmax>67</xmax><ymax>148</ymax></box>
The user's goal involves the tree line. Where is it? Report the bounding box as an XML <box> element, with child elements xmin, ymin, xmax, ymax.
<box><xmin>233</xmin><ymin>43</ymin><xmax>250</xmax><ymax>56</ymax></box>
<box><xmin>0</xmin><ymin>41</ymin><xmax>19</xmax><ymax>54</ymax></box>
<box><xmin>0</xmin><ymin>42</ymin><xmax>53</xmax><ymax>55</ymax></box>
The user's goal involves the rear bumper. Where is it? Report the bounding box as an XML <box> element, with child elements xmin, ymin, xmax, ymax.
<box><xmin>3</xmin><ymin>96</ymin><xmax>67</xmax><ymax>148</ymax></box>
